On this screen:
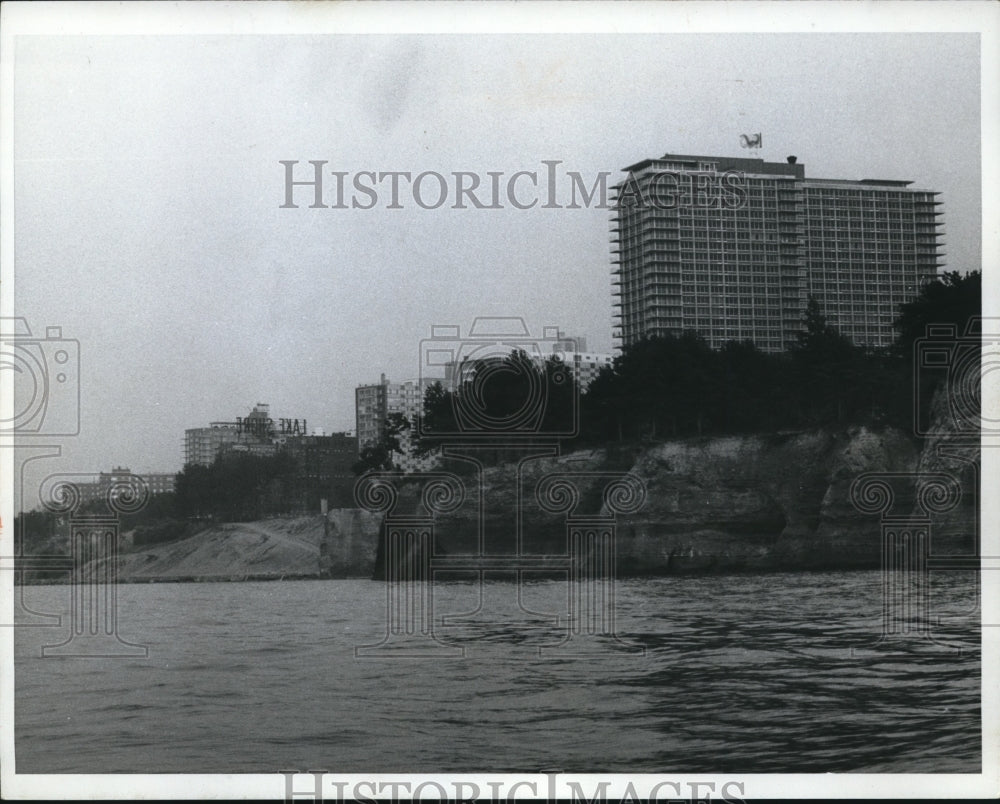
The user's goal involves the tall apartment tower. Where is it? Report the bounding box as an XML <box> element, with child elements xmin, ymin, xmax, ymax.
<box><xmin>611</xmin><ymin>153</ymin><xmax>943</xmax><ymax>351</ymax></box>
<box><xmin>354</xmin><ymin>377</ymin><xmax>389</xmax><ymax>451</ymax></box>
<box><xmin>355</xmin><ymin>374</ymin><xmax>437</xmax><ymax>473</ymax></box>
<box><xmin>355</xmin><ymin>374</ymin><xmax>432</xmax><ymax>451</ymax></box>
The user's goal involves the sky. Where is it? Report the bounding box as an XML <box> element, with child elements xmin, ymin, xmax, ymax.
<box><xmin>4</xmin><ymin>12</ymin><xmax>987</xmax><ymax>486</ymax></box>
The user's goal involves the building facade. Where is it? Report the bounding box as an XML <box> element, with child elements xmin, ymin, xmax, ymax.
<box><xmin>184</xmin><ymin>403</ymin><xmax>357</xmax><ymax>510</ymax></box>
<box><xmin>183</xmin><ymin>422</ymin><xmax>242</xmax><ymax>467</ymax></box>
<box><xmin>355</xmin><ymin>375</ymin><xmax>432</xmax><ymax>449</ymax></box>
<box><xmin>551</xmin><ymin>349</ymin><xmax>614</xmax><ymax>389</ymax></box>
<box><xmin>283</xmin><ymin>432</ymin><xmax>358</xmax><ymax>510</ymax></box>
<box><xmin>801</xmin><ymin>178</ymin><xmax>943</xmax><ymax>346</ymax></box>
<box><xmin>183</xmin><ymin>403</ymin><xmax>303</xmax><ymax>466</ymax></box>
<box><xmin>75</xmin><ymin>467</ymin><xmax>176</xmax><ymax>505</ymax></box>
<box><xmin>142</xmin><ymin>471</ymin><xmax>177</xmax><ymax>496</ymax></box>
<box><xmin>355</xmin><ymin>375</ymin><xmax>437</xmax><ymax>473</ymax></box>
<box><xmin>611</xmin><ymin>152</ymin><xmax>943</xmax><ymax>351</ymax></box>
<box><xmin>354</xmin><ymin>381</ymin><xmax>388</xmax><ymax>451</ymax></box>
<box><xmin>440</xmin><ymin>335</ymin><xmax>613</xmax><ymax>393</ymax></box>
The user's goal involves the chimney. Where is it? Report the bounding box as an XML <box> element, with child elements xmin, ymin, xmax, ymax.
<box><xmin>786</xmin><ymin>155</ymin><xmax>797</xmax><ymax>164</ymax></box>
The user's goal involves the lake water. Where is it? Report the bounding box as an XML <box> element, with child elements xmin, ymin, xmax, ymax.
<box><xmin>13</xmin><ymin>571</ymin><xmax>980</xmax><ymax>774</ymax></box>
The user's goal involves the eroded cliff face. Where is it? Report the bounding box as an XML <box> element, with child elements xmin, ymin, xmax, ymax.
<box><xmin>49</xmin><ymin>392</ymin><xmax>973</xmax><ymax>583</ymax></box>
<box><xmin>918</xmin><ymin>380</ymin><xmax>980</xmax><ymax>542</ymax></box>
<box><xmin>317</xmin><ymin>377</ymin><xmax>982</xmax><ymax>579</ymax></box>
<box><xmin>317</xmin><ymin>422</ymin><xmax>981</xmax><ymax>578</ymax></box>
<box><xmin>609</xmin><ymin>428</ymin><xmax>921</xmax><ymax>573</ymax></box>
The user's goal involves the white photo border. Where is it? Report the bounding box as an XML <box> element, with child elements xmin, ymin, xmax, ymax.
<box><xmin>1</xmin><ymin>1</ymin><xmax>997</xmax><ymax>799</ymax></box>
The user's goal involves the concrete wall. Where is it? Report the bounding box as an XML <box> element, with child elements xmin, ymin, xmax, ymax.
<box><xmin>318</xmin><ymin>508</ymin><xmax>383</xmax><ymax>578</ymax></box>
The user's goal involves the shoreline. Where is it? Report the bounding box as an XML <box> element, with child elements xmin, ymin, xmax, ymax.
<box><xmin>12</xmin><ymin>562</ymin><xmax>902</xmax><ymax>586</ymax></box>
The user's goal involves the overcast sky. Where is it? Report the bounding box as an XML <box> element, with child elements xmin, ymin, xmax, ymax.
<box><xmin>6</xmin><ymin>12</ymin><xmax>987</xmax><ymax>483</ymax></box>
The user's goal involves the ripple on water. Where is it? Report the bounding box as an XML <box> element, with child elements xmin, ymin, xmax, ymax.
<box><xmin>13</xmin><ymin>572</ymin><xmax>981</xmax><ymax>773</ymax></box>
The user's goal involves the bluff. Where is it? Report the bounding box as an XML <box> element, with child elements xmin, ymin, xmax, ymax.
<box><xmin>319</xmin><ymin>416</ymin><xmax>978</xmax><ymax>578</ymax></box>
<box><xmin>47</xmin><ymin>393</ymin><xmax>974</xmax><ymax>583</ymax></box>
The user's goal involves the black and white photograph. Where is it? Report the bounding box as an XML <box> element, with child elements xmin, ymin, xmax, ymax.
<box><xmin>1</xmin><ymin>2</ymin><xmax>997</xmax><ymax>799</ymax></box>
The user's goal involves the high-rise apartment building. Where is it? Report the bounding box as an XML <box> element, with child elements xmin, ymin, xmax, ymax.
<box><xmin>800</xmin><ymin>178</ymin><xmax>943</xmax><ymax>346</ymax></box>
<box><xmin>183</xmin><ymin>422</ymin><xmax>241</xmax><ymax>467</ymax></box>
<box><xmin>355</xmin><ymin>375</ymin><xmax>437</xmax><ymax>472</ymax></box>
<box><xmin>611</xmin><ymin>152</ymin><xmax>943</xmax><ymax>351</ymax></box>
<box><xmin>183</xmin><ymin>403</ymin><xmax>278</xmax><ymax>466</ymax></box>
<box><xmin>184</xmin><ymin>403</ymin><xmax>317</xmax><ymax>466</ymax></box>
<box><xmin>355</xmin><ymin>375</ymin><xmax>432</xmax><ymax>450</ymax></box>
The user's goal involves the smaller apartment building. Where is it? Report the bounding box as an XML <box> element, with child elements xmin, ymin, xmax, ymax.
<box><xmin>355</xmin><ymin>375</ymin><xmax>438</xmax><ymax>473</ymax></box>
<box><xmin>183</xmin><ymin>404</ymin><xmax>357</xmax><ymax>510</ymax></box>
<box><xmin>355</xmin><ymin>374</ymin><xmax>433</xmax><ymax>450</ymax></box>
<box><xmin>357</xmin><ymin>340</ymin><xmax>613</xmax><ymax>474</ymax></box>
<box><xmin>74</xmin><ymin>467</ymin><xmax>176</xmax><ymax>506</ymax></box>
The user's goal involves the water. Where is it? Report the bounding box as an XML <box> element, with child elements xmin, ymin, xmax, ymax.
<box><xmin>13</xmin><ymin>571</ymin><xmax>980</xmax><ymax>773</ymax></box>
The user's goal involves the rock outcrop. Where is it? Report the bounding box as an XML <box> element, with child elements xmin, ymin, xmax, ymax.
<box><xmin>51</xmin><ymin>383</ymin><xmax>975</xmax><ymax>583</ymax></box>
<box><xmin>316</xmin><ymin>419</ymin><xmax>977</xmax><ymax>578</ymax></box>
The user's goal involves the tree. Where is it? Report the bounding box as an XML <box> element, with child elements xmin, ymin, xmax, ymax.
<box><xmin>579</xmin><ymin>362</ymin><xmax>627</xmax><ymax>442</ymax></box>
<box><xmin>893</xmin><ymin>270</ymin><xmax>981</xmax><ymax>356</ymax></box>
<box><xmin>714</xmin><ymin>339</ymin><xmax>792</xmax><ymax>433</ymax></box>
<box><xmin>579</xmin><ymin>332</ymin><xmax>726</xmax><ymax>442</ymax></box>
<box><xmin>893</xmin><ymin>270</ymin><xmax>982</xmax><ymax>431</ymax></box>
<box><xmin>174</xmin><ymin>451</ymin><xmax>299</xmax><ymax>521</ymax></box>
<box><xmin>416</xmin><ymin>352</ymin><xmax>580</xmax><ymax>463</ymax></box>
<box><xmin>174</xmin><ymin>462</ymin><xmax>215</xmax><ymax>518</ymax></box>
<box><xmin>352</xmin><ymin>413</ymin><xmax>410</xmax><ymax>475</ymax></box>
<box><xmin>790</xmin><ymin>297</ymin><xmax>863</xmax><ymax>423</ymax></box>
<box><xmin>539</xmin><ymin>353</ymin><xmax>582</xmax><ymax>436</ymax></box>
<box><xmin>416</xmin><ymin>380</ymin><xmax>455</xmax><ymax>454</ymax></box>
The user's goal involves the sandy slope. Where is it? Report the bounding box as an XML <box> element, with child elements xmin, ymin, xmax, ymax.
<box><xmin>94</xmin><ymin>517</ymin><xmax>327</xmax><ymax>582</ymax></box>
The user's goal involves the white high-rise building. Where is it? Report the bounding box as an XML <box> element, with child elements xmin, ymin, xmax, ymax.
<box><xmin>612</xmin><ymin>152</ymin><xmax>943</xmax><ymax>351</ymax></box>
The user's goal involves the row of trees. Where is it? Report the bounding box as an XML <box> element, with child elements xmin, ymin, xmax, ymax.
<box><xmin>173</xmin><ymin>451</ymin><xmax>301</xmax><ymax>521</ymax></box>
<box><xmin>14</xmin><ymin>487</ymin><xmax>183</xmax><ymax>556</ymax></box>
<box><xmin>585</xmin><ymin>269</ymin><xmax>979</xmax><ymax>442</ymax></box>
<box><xmin>580</xmin><ymin>298</ymin><xmax>903</xmax><ymax>442</ymax></box>
<box><xmin>16</xmin><ymin>451</ymin><xmax>312</xmax><ymax>550</ymax></box>
<box><xmin>356</xmin><ymin>270</ymin><xmax>980</xmax><ymax>470</ymax></box>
